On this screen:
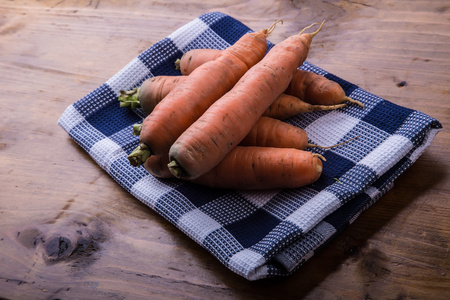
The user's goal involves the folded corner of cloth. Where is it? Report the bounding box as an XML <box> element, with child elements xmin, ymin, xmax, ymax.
<box><xmin>57</xmin><ymin>11</ymin><xmax>442</xmax><ymax>280</ymax></box>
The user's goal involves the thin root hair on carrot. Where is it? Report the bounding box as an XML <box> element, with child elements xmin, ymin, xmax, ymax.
<box><xmin>307</xmin><ymin>135</ymin><xmax>360</xmax><ymax>150</ymax></box>
<box><xmin>313</xmin><ymin>153</ymin><xmax>326</xmax><ymax>162</ymax></box>
<box><xmin>309</xmin><ymin>103</ymin><xmax>347</xmax><ymax>112</ymax></box>
<box><xmin>299</xmin><ymin>19</ymin><xmax>326</xmax><ymax>37</ymax></box>
<box><xmin>344</xmin><ymin>96</ymin><xmax>365</xmax><ymax>108</ymax></box>
<box><xmin>265</xmin><ymin>19</ymin><xmax>284</xmax><ymax>36</ymax></box>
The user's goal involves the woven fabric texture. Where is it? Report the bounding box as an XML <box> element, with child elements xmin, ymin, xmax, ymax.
<box><xmin>58</xmin><ymin>12</ymin><xmax>442</xmax><ymax>280</ymax></box>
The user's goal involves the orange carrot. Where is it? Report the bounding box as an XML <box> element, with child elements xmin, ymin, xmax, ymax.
<box><xmin>285</xmin><ymin>69</ymin><xmax>364</xmax><ymax>107</ymax></box>
<box><xmin>168</xmin><ymin>21</ymin><xmax>326</xmax><ymax>179</ymax></box>
<box><xmin>122</xmin><ymin>75</ymin><xmax>345</xmax><ymax>120</ymax></box>
<box><xmin>149</xmin><ymin>147</ymin><xmax>323</xmax><ymax>189</ymax></box>
<box><xmin>237</xmin><ymin>116</ymin><xmax>358</xmax><ymax>150</ymax></box>
<box><xmin>240</xmin><ymin>116</ymin><xmax>310</xmax><ymax>149</ymax></box>
<box><xmin>175</xmin><ymin>48</ymin><xmax>220</xmax><ymax>75</ymax></box>
<box><xmin>128</xmin><ymin>21</ymin><xmax>280</xmax><ymax>167</ymax></box>
<box><xmin>241</xmin><ymin>116</ymin><xmax>358</xmax><ymax>149</ymax></box>
<box><xmin>175</xmin><ymin>48</ymin><xmax>221</xmax><ymax>75</ymax></box>
<box><xmin>118</xmin><ymin>76</ymin><xmax>184</xmax><ymax>116</ymax></box>
<box><xmin>262</xmin><ymin>93</ymin><xmax>346</xmax><ymax>120</ymax></box>
<box><xmin>175</xmin><ymin>48</ymin><xmax>363</xmax><ymax>107</ymax></box>
<box><xmin>189</xmin><ymin>147</ymin><xmax>323</xmax><ymax>189</ymax></box>
<box><xmin>134</xmin><ymin>116</ymin><xmax>351</xmax><ymax>151</ymax></box>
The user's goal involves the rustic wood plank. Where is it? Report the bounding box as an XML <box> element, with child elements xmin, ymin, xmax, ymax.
<box><xmin>1</xmin><ymin>0</ymin><xmax>449</xmax><ymax>299</ymax></box>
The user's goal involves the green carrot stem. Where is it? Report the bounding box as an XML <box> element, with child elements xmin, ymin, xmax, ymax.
<box><xmin>174</xmin><ymin>58</ymin><xmax>181</xmax><ymax>70</ymax></box>
<box><xmin>128</xmin><ymin>143</ymin><xmax>151</xmax><ymax>167</ymax></box>
<box><xmin>167</xmin><ymin>160</ymin><xmax>186</xmax><ymax>178</ymax></box>
<box><xmin>118</xmin><ymin>88</ymin><xmax>141</xmax><ymax>109</ymax></box>
<box><xmin>132</xmin><ymin>123</ymin><xmax>142</xmax><ymax>136</ymax></box>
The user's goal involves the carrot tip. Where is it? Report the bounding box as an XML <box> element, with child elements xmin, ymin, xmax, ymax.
<box><xmin>118</xmin><ymin>87</ymin><xmax>141</xmax><ymax>109</ymax></box>
<box><xmin>313</xmin><ymin>153</ymin><xmax>327</xmax><ymax>162</ymax></box>
<box><xmin>167</xmin><ymin>160</ymin><xmax>186</xmax><ymax>178</ymax></box>
<box><xmin>309</xmin><ymin>103</ymin><xmax>347</xmax><ymax>112</ymax></box>
<box><xmin>299</xmin><ymin>19</ymin><xmax>326</xmax><ymax>37</ymax></box>
<box><xmin>345</xmin><ymin>97</ymin><xmax>364</xmax><ymax>108</ymax></box>
<box><xmin>128</xmin><ymin>143</ymin><xmax>151</xmax><ymax>167</ymax></box>
<box><xmin>264</xmin><ymin>19</ymin><xmax>283</xmax><ymax>36</ymax></box>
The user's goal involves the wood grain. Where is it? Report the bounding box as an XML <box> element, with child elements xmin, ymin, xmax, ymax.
<box><xmin>1</xmin><ymin>1</ymin><xmax>449</xmax><ymax>299</ymax></box>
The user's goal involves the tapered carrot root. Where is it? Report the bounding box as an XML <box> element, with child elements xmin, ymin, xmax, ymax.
<box><xmin>135</xmin><ymin>22</ymin><xmax>279</xmax><ymax>166</ymax></box>
<box><xmin>286</xmin><ymin>69</ymin><xmax>364</xmax><ymax>107</ymax></box>
<box><xmin>118</xmin><ymin>75</ymin><xmax>185</xmax><ymax>116</ymax></box>
<box><xmin>263</xmin><ymin>93</ymin><xmax>346</xmax><ymax>120</ymax></box>
<box><xmin>177</xmin><ymin>146</ymin><xmax>324</xmax><ymax>190</ymax></box>
<box><xmin>168</xmin><ymin>21</ymin><xmax>326</xmax><ymax>180</ymax></box>
<box><xmin>134</xmin><ymin>116</ymin><xmax>352</xmax><ymax>152</ymax></box>
<box><xmin>240</xmin><ymin>116</ymin><xmax>310</xmax><ymax>149</ymax></box>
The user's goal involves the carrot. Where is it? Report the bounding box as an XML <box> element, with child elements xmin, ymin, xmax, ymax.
<box><xmin>175</xmin><ymin>48</ymin><xmax>221</xmax><ymax>75</ymax></box>
<box><xmin>144</xmin><ymin>116</ymin><xmax>356</xmax><ymax>184</ymax></box>
<box><xmin>285</xmin><ymin>69</ymin><xmax>364</xmax><ymax>107</ymax></box>
<box><xmin>241</xmin><ymin>116</ymin><xmax>358</xmax><ymax>149</ymax></box>
<box><xmin>239</xmin><ymin>116</ymin><xmax>310</xmax><ymax>149</ymax></box>
<box><xmin>118</xmin><ymin>75</ymin><xmax>184</xmax><ymax>116</ymax></box>
<box><xmin>134</xmin><ymin>116</ymin><xmax>355</xmax><ymax>150</ymax></box>
<box><xmin>189</xmin><ymin>147</ymin><xmax>323</xmax><ymax>190</ymax></box>
<box><xmin>262</xmin><ymin>93</ymin><xmax>346</xmax><ymax>120</ymax></box>
<box><xmin>128</xmin><ymin>21</ymin><xmax>280</xmax><ymax>167</ymax></box>
<box><xmin>175</xmin><ymin>48</ymin><xmax>363</xmax><ymax>108</ymax></box>
<box><xmin>147</xmin><ymin>147</ymin><xmax>324</xmax><ymax>189</ymax></box>
<box><xmin>168</xmin><ymin>21</ymin><xmax>326</xmax><ymax>179</ymax></box>
<box><xmin>121</xmin><ymin>74</ymin><xmax>345</xmax><ymax>120</ymax></box>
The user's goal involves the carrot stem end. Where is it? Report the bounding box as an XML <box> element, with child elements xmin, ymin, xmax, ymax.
<box><xmin>174</xmin><ymin>58</ymin><xmax>181</xmax><ymax>70</ymax></box>
<box><xmin>132</xmin><ymin>123</ymin><xmax>142</xmax><ymax>136</ymax></box>
<box><xmin>118</xmin><ymin>88</ymin><xmax>141</xmax><ymax>109</ymax></box>
<box><xmin>167</xmin><ymin>160</ymin><xmax>187</xmax><ymax>179</ymax></box>
<box><xmin>128</xmin><ymin>143</ymin><xmax>151</xmax><ymax>167</ymax></box>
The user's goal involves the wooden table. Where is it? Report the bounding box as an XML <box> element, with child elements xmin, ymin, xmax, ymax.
<box><xmin>1</xmin><ymin>1</ymin><xmax>449</xmax><ymax>299</ymax></box>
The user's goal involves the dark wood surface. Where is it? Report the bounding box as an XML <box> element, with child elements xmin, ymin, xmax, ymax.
<box><xmin>1</xmin><ymin>1</ymin><xmax>449</xmax><ymax>299</ymax></box>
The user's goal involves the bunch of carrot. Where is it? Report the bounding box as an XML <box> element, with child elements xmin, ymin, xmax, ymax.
<box><xmin>118</xmin><ymin>20</ymin><xmax>363</xmax><ymax>190</ymax></box>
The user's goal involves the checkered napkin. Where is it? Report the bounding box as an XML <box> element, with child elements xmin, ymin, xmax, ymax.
<box><xmin>58</xmin><ymin>12</ymin><xmax>442</xmax><ymax>280</ymax></box>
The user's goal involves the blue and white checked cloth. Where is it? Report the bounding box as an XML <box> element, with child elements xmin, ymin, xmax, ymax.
<box><xmin>58</xmin><ymin>12</ymin><xmax>442</xmax><ymax>280</ymax></box>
